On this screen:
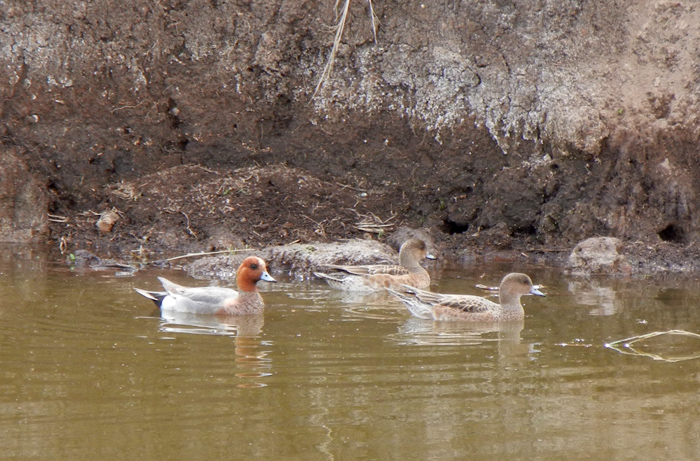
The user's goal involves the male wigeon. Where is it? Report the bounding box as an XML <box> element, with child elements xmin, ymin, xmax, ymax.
<box><xmin>387</xmin><ymin>273</ymin><xmax>545</xmax><ymax>321</ymax></box>
<box><xmin>314</xmin><ymin>238</ymin><xmax>436</xmax><ymax>291</ymax></box>
<box><xmin>134</xmin><ymin>256</ymin><xmax>276</xmax><ymax>315</ymax></box>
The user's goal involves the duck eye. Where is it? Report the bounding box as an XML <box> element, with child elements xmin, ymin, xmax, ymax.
<box><xmin>249</xmin><ymin>263</ymin><xmax>259</xmax><ymax>270</ymax></box>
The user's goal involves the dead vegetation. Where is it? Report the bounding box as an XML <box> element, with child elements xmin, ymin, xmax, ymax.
<box><xmin>50</xmin><ymin>164</ymin><xmax>401</xmax><ymax>261</ymax></box>
<box><xmin>313</xmin><ymin>0</ymin><xmax>379</xmax><ymax>99</ymax></box>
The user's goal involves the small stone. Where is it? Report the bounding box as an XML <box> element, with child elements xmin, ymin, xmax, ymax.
<box><xmin>568</xmin><ymin>237</ymin><xmax>628</xmax><ymax>275</ymax></box>
<box><xmin>96</xmin><ymin>210</ymin><xmax>119</xmax><ymax>233</ymax></box>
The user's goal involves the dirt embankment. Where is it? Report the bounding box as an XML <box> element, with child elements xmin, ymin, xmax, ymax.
<box><xmin>2</xmin><ymin>1</ymin><xmax>700</xmax><ymax>273</ymax></box>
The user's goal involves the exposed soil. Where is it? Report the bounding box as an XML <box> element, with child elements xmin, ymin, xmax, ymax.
<box><xmin>47</xmin><ymin>161</ymin><xmax>537</xmax><ymax>265</ymax></box>
<box><xmin>3</xmin><ymin>1</ymin><xmax>700</xmax><ymax>274</ymax></box>
<box><xmin>51</xmin><ymin>163</ymin><xmax>403</xmax><ymax>258</ymax></box>
<box><xmin>48</xmin><ymin>160</ymin><xmax>700</xmax><ymax>277</ymax></box>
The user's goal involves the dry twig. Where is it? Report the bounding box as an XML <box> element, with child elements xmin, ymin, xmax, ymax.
<box><xmin>48</xmin><ymin>214</ymin><xmax>69</xmax><ymax>223</ymax></box>
<box><xmin>165</xmin><ymin>249</ymin><xmax>254</xmax><ymax>262</ymax></box>
<box><xmin>312</xmin><ymin>0</ymin><xmax>378</xmax><ymax>100</ymax></box>
<box><xmin>354</xmin><ymin>211</ymin><xmax>396</xmax><ymax>234</ymax></box>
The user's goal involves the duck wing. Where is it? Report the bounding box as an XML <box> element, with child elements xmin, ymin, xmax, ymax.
<box><xmin>325</xmin><ymin>264</ymin><xmax>409</xmax><ymax>277</ymax></box>
<box><xmin>402</xmin><ymin>286</ymin><xmax>498</xmax><ymax>314</ymax></box>
<box><xmin>158</xmin><ymin>277</ymin><xmax>238</xmax><ymax>306</ymax></box>
<box><xmin>173</xmin><ymin>286</ymin><xmax>239</xmax><ymax>305</ymax></box>
<box><xmin>440</xmin><ymin>295</ymin><xmax>499</xmax><ymax>314</ymax></box>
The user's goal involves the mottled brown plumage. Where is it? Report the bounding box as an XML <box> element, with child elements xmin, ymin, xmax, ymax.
<box><xmin>387</xmin><ymin>273</ymin><xmax>545</xmax><ymax>321</ymax></box>
<box><xmin>314</xmin><ymin>239</ymin><xmax>436</xmax><ymax>291</ymax></box>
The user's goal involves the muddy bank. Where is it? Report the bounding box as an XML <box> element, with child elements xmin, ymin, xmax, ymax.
<box><xmin>64</xmin><ymin>234</ymin><xmax>700</xmax><ymax>283</ymax></box>
<box><xmin>2</xmin><ymin>1</ymin><xmax>700</xmax><ymax>273</ymax></box>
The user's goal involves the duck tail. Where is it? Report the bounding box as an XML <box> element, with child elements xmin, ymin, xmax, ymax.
<box><xmin>386</xmin><ymin>286</ymin><xmax>434</xmax><ymax>320</ymax></box>
<box><xmin>313</xmin><ymin>271</ymin><xmax>356</xmax><ymax>291</ymax></box>
<box><xmin>313</xmin><ymin>271</ymin><xmax>344</xmax><ymax>282</ymax></box>
<box><xmin>134</xmin><ymin>288</ymin><xmax>167</xmax><ymax>308</ymax></box>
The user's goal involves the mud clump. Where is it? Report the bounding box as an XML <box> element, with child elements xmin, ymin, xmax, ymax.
<box><xmin>184</xmin><ymin>240</ymin><xmax>398</xmax><ymax>281</ymax></box>
<box><xmin>568</xmin><ymin>237</ymin><xmax>629</xmax><ymax>275</ymax></box>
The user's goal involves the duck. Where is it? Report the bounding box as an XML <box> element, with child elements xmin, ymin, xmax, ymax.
<box><xmin>314</xmin><ymin>238</ymin><xmax>436</xmax><ymax>291</ymax></box>
<box><xmin>134</xmin><ymin>256</ymin><xmax>276</xmax><ymax>315</ymax></box>
<box><xmin>386</xmin><ymin>273</ymin><xmax>545</xmax><ymax>321</ymax></box>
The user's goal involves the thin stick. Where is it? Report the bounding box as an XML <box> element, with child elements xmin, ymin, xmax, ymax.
<box><xmin>475</xmin><ymin>284</ymin><xmax>499</xmax><ymax>292</ymax></box>
<box><xmin>165</xmin><ymin>249</ymin><xmax>254</xmax><ymax>262</ymax></box>
<box><xmin>312</xmin><ymin>0</ymin><xmax>351</xmax><ymax>99</ymax></box>
<box><xmin>367</xmin><ymin>0</ymin><xmax>378</xmax><ymax>43</ymax></box>
<box><xmin>181</xmin><ymin>211</ymin><xmax>197</xmax><ymax>238</ymax></box>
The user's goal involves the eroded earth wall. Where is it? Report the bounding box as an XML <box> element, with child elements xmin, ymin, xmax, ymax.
<box><xmin>1</xmin><ymin>0</ymin><xmax>699</xmax><ymax>256</ymax></box>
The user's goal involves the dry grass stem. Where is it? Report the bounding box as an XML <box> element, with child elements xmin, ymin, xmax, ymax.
<box><xmin>48</xmin><ymin>214</ymin><xmax>69</xmax><ymax>223</ymax></box>
<box><xmin>181</xmin><ymin>211</ymin><xmax>196</xmax><ymax>237</ymax></box>
<box><xmin>367</xmin><ymin>0</ymin><xmax>378</xmax><ymax>42</ymax></box>
<box><xmin>165</xmin><ymin>249</ymin><xmax>254</xmax><ymax>262</ymax></box>
<box><xmin>354</xmin><ymin>211</ymin><xmax>396</xmax><ymax>234</ymax></box>
<box><xmin>475</xmin><ymin>284</ymin><xmax>500</xmax><ymax>292</ymax></box>
<box><xmin>312</xmin><ymin>0</ymin><xmax>377</xmax><ymax>100</ymax></box>
<box><xmin>111</xmin><ymin>182</ymin><xmax>140</xmax><ymax>200</ymax></box>
<box><xmin>312</xmin><ymin>0</ymin><xmax>351</xmax><ymax>99</ymax></box>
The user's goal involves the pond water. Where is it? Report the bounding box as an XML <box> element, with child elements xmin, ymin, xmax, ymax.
<box><xmin>2</xmin><ymin>246</ymin><xmax>700</xmax><ymax>459</ymax></box>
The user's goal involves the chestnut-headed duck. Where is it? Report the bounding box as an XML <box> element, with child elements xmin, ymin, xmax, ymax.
<box><xmin>134</xmin><ymin>256</ymin><xmax>276</xmax><ymax>315</ymax></box>
<box><xmin>314</xmin><ymin>238</ymin><xmax>436</xmax><ymax>291</ymax></box>
<box><xmin>387</xmin><ymin>273</ymin><xmax>545</xmax><ymax>322</ymax></box>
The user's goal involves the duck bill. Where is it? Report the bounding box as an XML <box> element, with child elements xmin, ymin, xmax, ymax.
<box><xmin>426</xmin><ymin>253</ymin><xmax>437</xmax><ymax>260</ymax></box>
<box><xmin>260</xmin><ymin>271</ymin><xmax>277</xmax><ymax>283</ymax></box>
<box><xmin>530</xmin><ymin>286</ymin><xmax>545</xmax><ymax>297</ymax></box>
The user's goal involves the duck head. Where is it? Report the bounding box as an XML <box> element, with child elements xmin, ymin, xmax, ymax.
<box><xmin>500</xmin><ymin>273</ymin><xmax>546</xmax><ymax>300</ymax></box>
<box><xmin>399</xmin><ymin>239</ymin><xmax>437</xmax><ymax>267</ymax></box>
<box><xmin>236</xmin><ymin>256</ymin><xmax>276</xmax><ymax>292</ymax></box>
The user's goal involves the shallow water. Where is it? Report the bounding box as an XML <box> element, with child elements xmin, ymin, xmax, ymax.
<box><xmin>2</xmin><ymin>246</ymin><xmax>700</xmax><ymax>459</ymax></box>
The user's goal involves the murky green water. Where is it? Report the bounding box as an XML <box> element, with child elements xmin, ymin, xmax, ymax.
<box><xmin>2</xmin><ymin>246</ymin><xmax>700</xmax><ymax>459</ymax></box>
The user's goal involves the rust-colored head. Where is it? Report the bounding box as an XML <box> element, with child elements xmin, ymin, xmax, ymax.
<box><xmin>236</xmin><ymin>256</ymin><xmax>276</xmax><ymax>292</ymax></box>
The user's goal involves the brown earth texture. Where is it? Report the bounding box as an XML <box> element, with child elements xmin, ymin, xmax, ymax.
<box><xmin>3</xmin><ymin>1</ymin><xmax>700</xmax><ymax>274</ymax></box>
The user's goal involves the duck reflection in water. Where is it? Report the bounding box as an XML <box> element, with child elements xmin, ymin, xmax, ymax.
<box><xmin>157</xmin><ymin>310</ymin><xmax>265</xmax><ymax>337</ymax></box>
<box><xmin>397</xmin><ymin>317</ymin><xmax>530</xmax><ymax>358</ymax></box>
<box><xmin>154</xmin><ymin>310</ymin><xmax>271</xmax><ymax>388</ymax></box>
